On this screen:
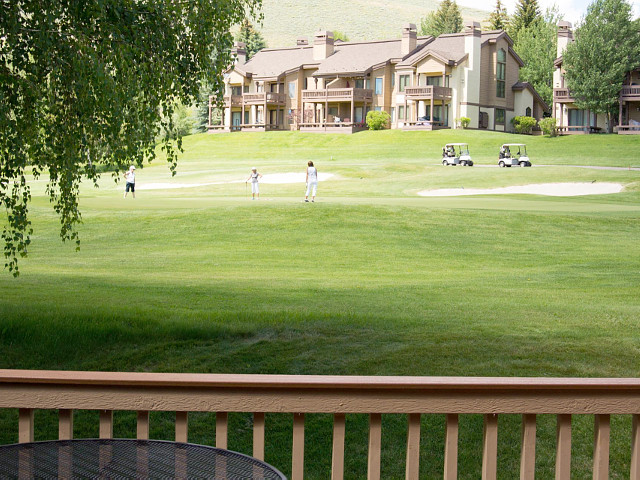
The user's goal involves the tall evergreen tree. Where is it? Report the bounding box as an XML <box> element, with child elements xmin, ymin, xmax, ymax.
<box><xmin>510</xmin><ymin>0</ymin><xmax>542</xmax><ymax>35</ymax></box>
<box><xmin>234</xmin><ymin>19</ymin><xmax>267</xmax><ymax>60</ymax></box>
<box><xmin>419</xmin><ymin>0</ymin><xmax>464</xmax><ymax>37</ymax></box>
<box><xmin>512</xmin><ymin>7</ymin><xmax>560</xmax><ymax>107</ymax></box>
<box><xmin>563</xmin><ymin>0</ymin><xmax>639</xmax><ymax>132</ymax></box>
<box><xmin>487</xmin><ymin>0</ymin><xmax>510</xmax><ymax>31</ymax></box>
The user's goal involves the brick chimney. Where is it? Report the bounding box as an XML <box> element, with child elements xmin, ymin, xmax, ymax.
<box><xmin>313</xmin><ymin>31</ymin><xmax>334</xmax><ymax>60</ymax></box>
<box><xmin>297</xmin><ymin>37</ymin><xmax>309</xmax><ymax>47</ymax></box>
<box><xmin>401</xmin><ymin>23</ymin><xmax>417</xmax><ymax>56</ymax></box>
<box><xmin>231</xmin><ymin>41</ymin><xmax>247</xmax><ymax>65</ymax></box>
<box><xmin>556</xmin><ymin>21</ymin><xmax>573</xmax><ymax>57</ymax></box>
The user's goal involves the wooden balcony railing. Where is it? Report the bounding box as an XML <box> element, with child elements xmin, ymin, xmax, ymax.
<box><xmin>243</xmin><ymin>92</ymin><xmax>287</xmax><ymax>105</ymax></box>
<box><xmin>553</xmin><ymin>88</ymin><xmax>575</xmax><ymax>103</ymax></box>
<box><xmin>223</xmin><ymin>94</ymin><xmax>243</xmax><ymax>107</ymax></box>
<box><xmin>2</xmin><ymin>370</ymin><xmax>640</xmax><ymax>479</ymax></box>
<box><xmin>301</xmin><ymin>88</ymin><xmax>373</xmax><ymax>102</ymax></box>
<box><xmin>620</xmin><ymin>86</ymin><xmax>640</xmax><ymax>100</ymax></box>
<box><xmin>404</xmin><ymin>85</ymin><xmax>452</xmax><ymax>101</ymax></box>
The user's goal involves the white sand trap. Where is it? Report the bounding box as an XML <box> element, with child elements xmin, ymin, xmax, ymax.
<box><xmin>418</xmin><ymin>182</ymin><xmax>624</xmax><ymax>197</ymax></box>
<box><xmin>259</xmin><ymin>172</ymin><xmax>334</xmax><ymax>184</ymax></box>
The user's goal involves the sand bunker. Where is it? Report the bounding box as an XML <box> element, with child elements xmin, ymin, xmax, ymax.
<box><xmin>138</xmin><ymin>172</ymin><xmax>334</xmax><ymax>190</ymax></box>
<box><xmin>418</xmin><ymin>182</ymin><xmax>624</xmax><ymax>197</ymax></box>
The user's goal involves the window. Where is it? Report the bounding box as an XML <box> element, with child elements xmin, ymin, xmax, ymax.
<box><xmin>355</xmin><ymin>107</ymin><xmax>363</xmax><ymax>122</ymax></box>
<box><xmin>355</xmin><ymin>78</ymin><xmax>364</xmax><ymax>89</ymax></box>
<box><xmin>495</xmin><ymin>108</ymin><xmax>505</xmax><ymax>125</ymax></box>
<box><xmin>399</xmin><ymin>75</ymin><xmax>410</xmax><ymax>92</ymax></box>
<box><xmin>328</xmin><ymin>107</ymin><xmax>338</xmax><ymax>117</ymax></box>
<box><xmin>375</xmin><ymin>77</ymin><xmax>383</xmax><ymax>95</ymax></box>
<box><xmin>374</xmin><ymin>106</ymin><xmax>382</xmax><ymax>111</ymax></box>
<box><xmin>568</xmin><ymin>109</ymin><xmax>585</xmax><ymax>126</ymax></box>
<box><xmin>231</xmin><ymin>86</ymin><xmax>242</xmax><ymax>96</ymax></box>
<box><xmin>426</xmin><ymin>76</ymin><xmax>442</xmax><ymax>87</ymax></box>
<box><xmin>391</xmin><ymin>107</ymin><xmax>395</xmax><ymax>121</ymax></box>
<box><xmin>525</xmin><ymin>107</ymin><xmax>532</xmax><ymax>117</ymax></box>
<box><xmin>365</xmin><ymin>79</ymin><xmax>371</xmax><ymax>90</ymax></box>
<box><xmin>398</xmin><ymin>105</ymin><xmax>405</xmax><ymax>120</ymax></box>
<box><xmin>243</xmin><ymin>85</ymin><xmax>249</xmax><ymax>93</ymax></box>
<box><xmin>288</xmin><ymin>82</ymin><xmax>296</xmax><ymax>99</ymax></box>
<box><xmin>496</xmin><ymin>48</ymin><xmax>506</xmax><ymax>98</ymax></box>
<box><xmin>391</xmin><ymin>75</ymin><xmax>395</xmax><ymax>89</ymax></box>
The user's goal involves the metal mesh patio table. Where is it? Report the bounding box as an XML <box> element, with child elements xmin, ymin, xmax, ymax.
<box><xmin>0</xmin><ymin>438</ymin><xmax>286</xmax><ymax>479</ymax></box>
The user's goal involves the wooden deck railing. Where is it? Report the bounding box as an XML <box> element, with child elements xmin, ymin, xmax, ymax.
<box><xmin>2</xmin><ymin>370</ymin><xmax>640</xmax><ymax>479</ymax></box>
<box><xmin>404</xmin><ymin>86</ymin><xmax>452</xmax><ymax>101</ymax></box>
<box><xmin>553</xmin><ymin>88</ymin><xmax>575</xmax><ymax>102</ymax></box>
<box><xmin>620</xmin><ymin>86</ymin><xmax>640</xmax><ymax>100</ymax></box>
<box><xmin>301</xmin><ymin>88</ymin><xmax>373</xmax><ymax>102</ymax></box>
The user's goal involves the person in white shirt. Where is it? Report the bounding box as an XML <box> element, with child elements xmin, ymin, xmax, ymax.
<box><xmin>123</xmin><ymin>165</ymin><xmax>136</xmax><ymax>198</ymax></box>
<box><xmin>305</xmin><ymin>161</ymin><xmax>318</xmax><ymax>202</ymax></box>
<box><xmin>246</xmin><ymin>167</ymin><xmax>262</xmax><ymax>200</ymax></box>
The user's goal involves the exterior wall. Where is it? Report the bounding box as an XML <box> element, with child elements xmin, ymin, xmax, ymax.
<box><xmin>510</xmin><ymin>89</ymin><xmax>535</xmax><ymax>131</ymax></box>
<box><xmin>479</xmin><ymin>38</ymin><xmax>517</xmax><ymax>113</ymax></box>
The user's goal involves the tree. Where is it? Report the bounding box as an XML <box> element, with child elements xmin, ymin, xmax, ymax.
<box><xmin>509</xmin><ymin>0</ymin><xmax>542</xmax><ymax>35</ymax></box>
<box><xmin>419</xmin><ymin>0</ymin><xmax>464</xmax><ymax>37</ymax></box>
<box><xmin>332</xmin><ymin>30</ymin><xmax>350</xmax><ymax>42</ymax></box>
<box><xmin>0</xmin><ymin>0</ymin><xmax>261</xmax><ymax>275</ymax></box>
<box><xmin>487</xmin><ymin>0</ymin><xmax>510</xmax><ymax>31</ymax></box>
<box><xmin>234</xmin><ymin>19</ymin><xmax>267</xmax><ymax>60</ymax></box>
<box><xmin>563</xmin><ymin>0</ymin><xmax>639</xmax><ymax>132</ymax></box>
<box><xmin>512</xmin><ymin>7</ymin><xmax>560</xmax><ymax>107</ymax></box>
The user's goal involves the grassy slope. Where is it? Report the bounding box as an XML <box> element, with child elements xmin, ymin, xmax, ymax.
<box><xmin>258</xmin><ymin>0</ymin><xmax>489</xmax><ymax>47</ymax></box>
<box><xmin>1</xmin><ymin>131</ymin><xmax>640</xmax><ymax>477</ymax></box>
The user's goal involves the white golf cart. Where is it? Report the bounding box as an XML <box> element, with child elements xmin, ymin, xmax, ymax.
<box><xmin>442</xmin><ymin>143</ymin><xmax>474</xmax><ymax>166</ymax></box>
<box><xmin>498</xmin><ymin>143</ymin><xmax>531</xmax><ymax>167</ymax></box>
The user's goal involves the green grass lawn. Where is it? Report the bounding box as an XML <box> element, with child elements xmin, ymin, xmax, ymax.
<box><xmin>1</xmin><ymin>130</ymin><xmax>640</xmax><ymax>477</ymax></box>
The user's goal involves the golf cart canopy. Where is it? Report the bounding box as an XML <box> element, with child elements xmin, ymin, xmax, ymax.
<box><xmin>501</xmin><ymin>144</ymin><xmax>526</xmax><ymax>147</ymax></box>
<box><xmin>445</xmin><ymin>143</ymin><xmax>469</xmax><ymax>147</ymax></box>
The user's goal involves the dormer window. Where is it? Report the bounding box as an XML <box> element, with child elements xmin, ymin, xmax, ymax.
<box><xmin>496</xmin><ymin>49</ymin><xmax>506</xmax><ymax>98</ymax></box>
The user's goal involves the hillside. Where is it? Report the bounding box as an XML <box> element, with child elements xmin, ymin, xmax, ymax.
<box><xmin>255</xmin><ymin>0</ymin><xmax>490</xmax><ymax>48</ymax></box>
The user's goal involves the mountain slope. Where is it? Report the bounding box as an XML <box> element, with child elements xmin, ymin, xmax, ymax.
<box><xmin>256</xmin><ymin>0</ymin><xmax>490</xmax><ymax>48</ymax></box>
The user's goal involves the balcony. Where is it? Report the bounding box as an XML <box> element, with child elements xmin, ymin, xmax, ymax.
<box><xmin>223</xmin><ymin>94</ymin><xmax>243</xmax><ymax>107</ymax></box>
<box><xmin>223</xmin><ymin>93</ymin><xmax>287</xmax><ymax>107</ymax></box>
<box><xmin>243</xmin><ymin>92</ymin><xmax>287</xmax><ymax>106</ymax></box>
<box><xmin>404</xmin><ymin>86</ymin><xmax>452</xmax><ymax>101</ymax></box>
<box><xmin>2</xmin><ymin>369</ymin><xmax>640</xmax><ymax>479</ymax></box>
<box><xmin>620</xmin><ymin>86</ymin><xmax>640</xmax><ymax>101</ymax></box>
<box><xmin>301</xmin><ymin>88</ymin><xmax>373</xmax><ymax>102</ymax></box>
<box><xmin>553</xmin><ymin>88</ymin><xmax>575</xmax><ymax>103</ymax></box>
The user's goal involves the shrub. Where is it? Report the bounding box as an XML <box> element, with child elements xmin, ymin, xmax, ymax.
<box><xmin>538</xmin><ymin>117</ymin><xmax>557</xmax><ymax>137</ymax></box>
<box><xmin>457</xmin><ymin>117</ymin><xmax>471</xmax><ymax>129</ymax></box>
<box><xmin>366</xmin><ymin>110</ymin><xmax>391</xmax><ymax>130</ymax></box>
<box><xmin>511</xmin><ymin>116</ymin><xmax>537</xmax><ymax>134</ymax></box>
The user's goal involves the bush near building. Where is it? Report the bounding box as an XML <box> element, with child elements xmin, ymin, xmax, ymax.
<box><xmin>366</xmin><ymin>110</ymin><xmax>391</xmax><ymax>130</ymax></box>
<box><xmin>511</xmin><ymin>115</ymin><xmax>537</xmax><ymax>134</ymax></box>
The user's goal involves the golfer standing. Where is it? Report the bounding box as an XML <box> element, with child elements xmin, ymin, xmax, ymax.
<box><xmin>246</xmin><ymin>167</ymin><xmax>262</xmax><ymax>200</ymax></box>
<box><xmin>123</xmin><ymin>165</ymin><xmax>136</xmax><ymax>198</ymax></box>
<box><xmin>305</xmin><ymin>161</ymin><xmax>318</xmax><ymax>202</ymax></box>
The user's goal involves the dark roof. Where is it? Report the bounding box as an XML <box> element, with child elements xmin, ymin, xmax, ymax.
<box><xmin>240</xmin><ymin>46</ymin><xmax>317</xmax><ymax>79</ymax></box>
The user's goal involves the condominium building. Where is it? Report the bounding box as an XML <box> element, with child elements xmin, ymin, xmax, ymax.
<box><xmin>553</xmin><ymin>21</ymin><xmax>640</xmax><ymax>134</ymax></box>
<box><xmin>209</xmin><ymin>23</ymin><xmax>548</xmax><ymax>134</ymax></box>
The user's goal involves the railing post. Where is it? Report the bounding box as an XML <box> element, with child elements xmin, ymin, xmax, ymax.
<box><xmin>99</xmin><ymin>409</ymin><xmax>113</xmax><ymax>439</ymax></box>
<box><xmin>58</xmin><ymin>409</ymin><xmax>73</xmax><ymax>440</ymax></box>
<box><xmin>520</xmin><ymin>414</ymin><xmax>536</xmax><ymax>480</ymax></box>
<box><xmin>555</xmin><ymin>414</ymin><xmax>571</xmax><ymax>480</ymax></box>
<box><xmin>444</xmin><ymin>414</ymin><xmax>459</xmax><ymax>480</ymax></box>
<box><xmin>253</xmin><ymin>412</ymin><xmax>265</xmax><ymax>461</ymax></box>
<box><xmin>18</xmin><ymin>408</ymin><xmax>34</xmax><ymax>443</ymax></box>
<box><xmin>406</xmin><ymin>413</ymin><xmax>421</xmax><ymax>480</ymax></box>
<box><xmin>631</xmin><ymin>414</ymin><xmax>640</xmax><ymax>479</ymax></box>
<box><xmin>368</xmin><ymin>413</ymin><xmax>382</xmax><ymax>480</ymax></box>
<box><xmin>331</xmin><ymin>413</ymin><xmax>346</xmax><ymax>480</ymax></box>
<box><xmin>593</xmin><ymin>414</ymin><xmax>610</xmax><ymax>480</ymax></box>
<box><xmin>175</xmin><ymin>411</ymin><xmax>188</xmax><ymax>443</ymax></box>
<box><xmin>292</xmin><ymin>413</ymin><xmax>305</xmax><ymax>480</ymax></box>
<box><xmin>216</xmin><ymin>412</ymin><xmax>228</xmax><ymax>449</ymax></box>
<box><xmin>482</xmin><ymin>414</ymin><xmax>498</xmax><ymax>480</ymax></box>
<box><xmin>137</xmin><ymin>410</ymin><xmax>150</xmax><ymax>440</ymax></box>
